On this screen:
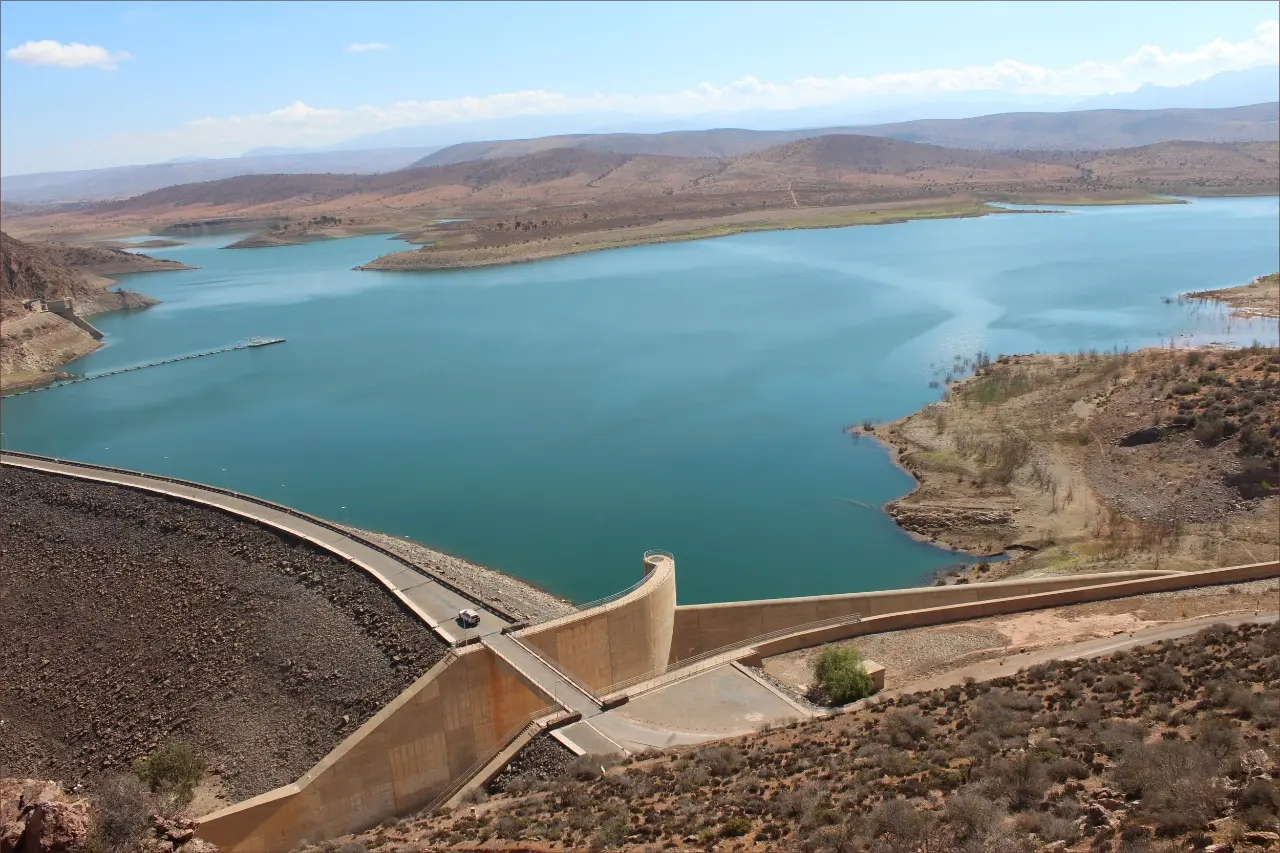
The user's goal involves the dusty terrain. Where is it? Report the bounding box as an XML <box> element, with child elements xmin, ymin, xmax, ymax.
<box><xmin>309</xmin><ymin>621</ymin><xmax>1280</xmax><ymax>852</ymax></box>
<box><xmin>871</xmin><ymin>343</ymin><xmax>1280</xmax><ymax>580</ymax></box>
<box><xmin>3</xmin><ymin>136</ymin><xmax>1274</xmax><ymax>270</ymax></box>
<box><xmin>1188</xmin><ymin>272</ymin><xmax>1280</xmax><ymax>319</ymax></box>
<box><xmin>764</xmin><ymin>578</ymin><xmax>1280</xmax><ymax>695</ymax></box>
<box><xmin>0</xmin><ymin>465</ymin><xmax>447</xmax><ymax>804</ymax></box>
<box><xmin>0</xmin><ymin>231</ymin><xmax>192</xmax><ymax>389</ymax></box>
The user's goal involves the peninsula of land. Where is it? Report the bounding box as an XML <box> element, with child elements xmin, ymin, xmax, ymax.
<box><xmin>0</xmin><ymin>232</ymin><xmax>194</xmax><ymax>390</ymax></box>
<box><xmin>4</xmin><ymin>129</ymin><xmax>1275</xmax><ymax>273</ymax></box>
<box><xmin>1186</xmin><ymin>271</ymin><xmax>1280</xmax><ymax>319</ymax></box>
<box><xmin>867</xmin><ymin>325</ymin><xmax>1279</xmax><ymax>583</ymax></box>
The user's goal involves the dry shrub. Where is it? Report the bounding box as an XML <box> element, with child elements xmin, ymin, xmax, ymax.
<box><xmin>88</xmin><ymin>774</ymin><xmax>153</xmax><ymax>853</ymax></box>
<box><xmin>940</xmin><ymin>788</ymin><xmax>1004</xmax><ymax>841</ymax></box>
<box><xmin>1112</xmin><ymin>740</ymin><xmax>1223</xmax><ymax>834</ymax></box>
<box><xmin>881</xmin><ymin>709</ymin><xmax>931</xmax><ymax>748</ymax></box>
<box><xmin>978</xmin><ymin>751</ymin><xmax>1048</xmax><ymax>812</ymax></box>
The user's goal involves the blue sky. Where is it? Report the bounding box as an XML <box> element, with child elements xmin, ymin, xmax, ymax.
<box><xmin>2</xmin><ymin>1</ymin><xmax>1277</xmax><ymax>175</ymax></box>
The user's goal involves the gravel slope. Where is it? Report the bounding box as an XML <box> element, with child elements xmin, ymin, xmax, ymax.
<box><xmin>0</xmin><ymin>465</ymin><xmax>447</xmax><ymax>799</ymax></box>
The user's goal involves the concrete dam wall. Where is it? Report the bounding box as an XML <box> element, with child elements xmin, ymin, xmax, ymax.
<box><xmin>197</xmin><ymin>646</ymin><xmax>550</xmax><ymax>853</ymax></box>
<box><xmin>516</xmin><ymin>551</ymin><xmax>677</xmax><ymax>694</ymax></box>
<box><xmin>674</xmin><ymin>563</ymin><xmax>1280</xmax><ymax>663</ymax></box>
<box><xmin>198</xmin><ymin>553</ymin><xmax>681</xmax><ymax>852</ymax></box>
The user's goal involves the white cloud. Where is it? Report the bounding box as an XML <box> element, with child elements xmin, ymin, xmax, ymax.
<box><xmin>345</xmin><ymin>42</ymin><xmax>390</xmax><ymax>53</ymax></box>
<box><xmin>5</xmin><ymin>39</ymin><xmax>132</xmax><ymax>70</ymax></box>
<box><xmin>13</xmin><ymin>20</ymin><xmax>1278</xmax><ymax>172</ymax></box>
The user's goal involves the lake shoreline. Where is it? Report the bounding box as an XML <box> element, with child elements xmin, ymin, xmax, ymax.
<box><xmin>0</xmin><ymin>243</ymin><xmax>193</xmax><ymax>392</ymax></box>
<box><xmin>6</xmin><ymin>197</ymin><xmax>1274</xmax><ymax>604</ymax></box>
<box><xmin>1183</xmin><ymin>271</ymin><xmax>1280</xmax><ymax>319</ymax></box>
<box><xmin>354</xmin><ymin>194</ymin><xmax>1185</xmax><ymax>273</ymax></box>
<box><xmin>865</xmin><ymin>341</ymin><xmax>1280</xmax><ymax>585</ymax></box>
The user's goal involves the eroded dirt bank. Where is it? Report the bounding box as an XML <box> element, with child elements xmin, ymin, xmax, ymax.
<box><xmin>871</xmin><ymin>344</ymin><xmax>1280</xmax><ymax>581</ymax></box>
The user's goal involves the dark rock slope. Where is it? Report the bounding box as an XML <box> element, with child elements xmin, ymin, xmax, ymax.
<box><xmin>0</xmin><ymin>465</ymin><xmax>447</xmax><ymax>800</ymax></box>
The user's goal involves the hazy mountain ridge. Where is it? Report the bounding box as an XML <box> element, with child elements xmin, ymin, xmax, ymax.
<box><xmin>0</xmin><ymin>147</ymin><xmax>443</xmax><ymax>205</ymax></box>
<box><xmin>414</xmin><ymin>103</ymin><xmax>1280</xmax><ymax>167</ymax></box>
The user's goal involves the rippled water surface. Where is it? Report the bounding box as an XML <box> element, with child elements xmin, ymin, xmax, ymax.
<box><xmin>5</xmin><ymin>197</ymin><xmax>1276</xmax><ymax>603</ymax></box>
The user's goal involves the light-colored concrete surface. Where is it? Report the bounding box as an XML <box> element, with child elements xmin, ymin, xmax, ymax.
<box><xmin>742</xmin><ymin>561</ymin><xmax>1279</xmax><ymax>662</ymax></box>
<box><xmin>593</xmin><ymin>663</ymin><xmax>802</xmax><ymax>750</ymax></box>
<box><xmin>197</xmin><ymin>646</ymin><xmax>551</xmax><ymax>853</ymax></box>
<box><xmin>516</xmin><ymin>552</ymin><xmax>676</xmax><ymax>693</ymax></box>
<box><xmin>482</xmin><ymin>633</ymin><xmax>600</xmax><ymax>717</ymax></box>
<box><xmin>555</xmin><ymin>721</ymin><xmax>625</xmax><ymax>757</ymax></box>
<box><xmin>671</xmin><ymin>569</ymin><xmax>1186</xmax><ymax>659</ymax></box>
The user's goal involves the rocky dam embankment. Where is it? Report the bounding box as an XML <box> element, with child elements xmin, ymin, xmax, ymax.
<box><xmin>0</xmin><ymin>465</ymin><xmax>448</xmax><ymax>801</ymax></box>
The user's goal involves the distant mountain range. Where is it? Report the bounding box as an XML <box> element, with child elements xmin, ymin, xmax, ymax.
<box><xmin>10</xmin><ymin>133</ymin><xmax>1275</xmax><ymax>246</ymax></box>
<box><xmin>0</xmin><ymin>147</ymin><xmax>443</xmax><ymax>205</ymax></box>
<box><xmin>1074</xmin><ymin>66</ymin><xmax>1280</xmax><ymax>111</ymax></box>
<box><xmin>2</xmin><ymin>97</ymin><xmax>1276</xmax><ymax>206</ymax></box>
<box><xmin>412</xmin><ymin>103</ymin><xmax>1279</xmax><ymax>167</ymax></box>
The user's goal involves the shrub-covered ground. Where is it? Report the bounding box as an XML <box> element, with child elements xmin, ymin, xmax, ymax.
<box><xmin>316</xmin><ymin>620</ymin><xmax>1280</xmax><ymax>852</ymax></box>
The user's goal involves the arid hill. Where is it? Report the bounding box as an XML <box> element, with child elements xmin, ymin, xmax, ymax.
<box><xmin>415</xmin><ymin>102</ymin><xmax>1280</xmax><ymax>166</ymax></box>
<box><xmin>0</xmin><ymin>231</ymin><xmax>91</xmax><ymax>311</ymax></box>
<box><xmin>1</xmin><ymin>232</ymin><xmax>187</xmax><ymax>318</ymax></box>
<box><xmin>5</xmin><ymin>136</ymin><xmax>1276</xmax><ymax>266</ymax></box>
<box><xmin>0</xmin><ymin>231</ymin><xmax>190</xmax><ymax>389</ymax></box>
<box><xmin>305</xmin><ymin>620</ymin><xmax>1280</xmax><ymax>853</ymax></box>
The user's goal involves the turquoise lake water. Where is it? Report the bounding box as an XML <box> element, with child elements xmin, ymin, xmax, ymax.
<box><xmin>3</xmin><ymin>197</ymin><xmax>1277</xmax><ymax>604</ymax></box>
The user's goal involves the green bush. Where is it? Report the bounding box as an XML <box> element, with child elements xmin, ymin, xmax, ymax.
<box><xmin>132</xmin><ymin>741</ymin><xmax>207</xmax><ymax>807</ymax></box>
<box><xmin>813</xmin><ymin>647</ymin><xmax>875</xmax><ymax>705</ymax></box>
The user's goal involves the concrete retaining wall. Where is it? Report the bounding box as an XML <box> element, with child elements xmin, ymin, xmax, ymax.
<box><xmin>197</xmin><ymin>646</ymin><xmax>548</xmax><ymax>853</ymax></box>
<box><xmin>515</xmin><ymin>553</ymin><xmax>677</xmax><ymax>694</ymax></box>
<box><xmin>47</xmin><ymin>300</ymin><xmax>104</xmax><ymax>339</ymax></box>
<box><xmin>672</xmin><ymin>569</ymin><xmax>1185</xmax><ymax>660</ymax></box>
<box><xmin>741</xmin><ymin>561</ymin><xmax>1280</xmax><ymax>663</ymax></box>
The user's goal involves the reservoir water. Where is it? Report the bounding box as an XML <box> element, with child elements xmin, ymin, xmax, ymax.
<box><xmin>4</xmin><ymin>197</ymin><xmax>1277</xmax><ymax>604</ymax></box>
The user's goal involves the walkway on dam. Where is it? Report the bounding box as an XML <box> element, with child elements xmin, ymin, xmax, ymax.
<box><xmin>0</xmin><ymin>452</ymin><xmax>510</xmax><ymax>643</ymax></box>
<box><xmin>0</xmin><ymin>451</ymin><xmax>765</xmax><ymax>759</ymax></box>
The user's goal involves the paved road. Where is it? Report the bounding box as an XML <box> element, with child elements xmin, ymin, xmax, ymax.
<box><xmin>482</xmin><ymin>633</ymin><xmax>602</xmax><ymax>716</ymax></box>
<box><xmin>0</xmin><ymin>452</ymin><xmax>508</xmax><ymax>644</ymax></box>
<box><xmin>878</xmin><ymin>611</ymin><xmax>1279</xmax><ymax>700</ymax></box>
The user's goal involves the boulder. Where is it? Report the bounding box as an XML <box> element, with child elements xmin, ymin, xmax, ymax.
<box><xmin>0</xmin><ymin>780</ymin><xmax>91</xmax><ymax>853</ymax></box>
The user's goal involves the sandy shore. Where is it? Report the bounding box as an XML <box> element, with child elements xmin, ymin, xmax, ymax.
<box><xmin>358</xmin><ymin>200</ymin><xmax>1014</xmax><ymax>271</ymax></box>
<box><xmin>1185</xmin><ymin>271</ymin><xmax>1280</xmax><ymax>319</ymax></box>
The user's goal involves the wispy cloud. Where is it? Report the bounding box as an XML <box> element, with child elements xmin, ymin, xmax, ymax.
<box><xmin>23</xmin><ymin>20</ymin><xmax>1280</xmax><ymax>170</ymax></box>
<box><xmin>345</xmin><ymin>42</ymin><xmax>391</xmax><ymax>53</ymax></box>
<box><xmin>5</xmin><ymin>39</ymin><xmax>133</xmax><ymax>70</ymax></box>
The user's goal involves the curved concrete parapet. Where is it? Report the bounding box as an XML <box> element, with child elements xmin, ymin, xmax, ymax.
<box><xmin>197</xmin><ymin>646</ymin><xmax>550</xmax><ymax>853</ymax></box>
<box><xmin>730</xmin><ymin>561</ymin><xmax>1280</xmax><ymax>663</ymax></box>
<box><xmin>514</xmin><ymin>551</ymin><xmax>677</xmax><ymax>694</ymax></box>
<box><xmin>671</xmin><ymin>568</ymin><xmax>1193</xmax><ymax>660</ymax></box>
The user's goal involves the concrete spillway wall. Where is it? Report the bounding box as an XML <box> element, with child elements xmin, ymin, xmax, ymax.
<box><xmin>676</xmin><ymin>563</ymin><xmax>1280</xmax><ymax>662</ymax></box>
<box><xmin>515</xmin><ymin>552</ymin><xmax>677</xmax><ymax>694</ymax></box>
<box><xmin>197</xmin><ymin>645</ymin><xmax>549</xmax><ymax>853</ymax></box>
<box><xmin>46</xmin><ymin>300</ymin><xmax>104</xmax><ymax>339</ymax></box>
